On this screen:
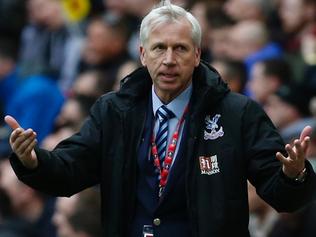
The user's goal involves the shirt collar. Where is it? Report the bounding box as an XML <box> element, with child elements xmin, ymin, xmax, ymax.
<box><xmin>152</xmin><ymin>83</ymin><xmax>192</xmax><ymax>119</ymax></box>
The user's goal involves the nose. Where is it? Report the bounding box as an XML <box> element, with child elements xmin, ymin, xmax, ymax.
<box><xmin>163</xmin><ymin>48</ymin><xmax>176</xmax><ymax>66</ymax></box>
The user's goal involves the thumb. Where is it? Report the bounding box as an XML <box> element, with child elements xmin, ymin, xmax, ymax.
<box><xmin>4</xmin><ymin>115</ymin><xmax>21</xmax><ymax>130</ymax></box>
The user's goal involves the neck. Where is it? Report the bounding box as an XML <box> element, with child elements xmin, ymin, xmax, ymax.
<box><xmin>158</xmin><ymin>93</ymin><xmax>179</xmax><ymax>104</ymax></box>
<box><xmin>155</xmin><ymin>81</ymin><xmax>192</xmax><ymax>104</ymax></box>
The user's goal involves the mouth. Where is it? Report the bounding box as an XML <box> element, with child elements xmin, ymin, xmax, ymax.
<box><xmin>159</xmin><ymin>72</ymin><xmax>178</xmax><ymax>81</ymax></box>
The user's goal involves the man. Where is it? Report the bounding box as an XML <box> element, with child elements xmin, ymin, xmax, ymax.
<box><xmin>0</xmin><ymin>159</ymin><xmax>56</xmax><ymax>237</ymax></box>
<box><xmin>247</xmin><ymin>181</ymin><xmax>279</xmax><ymax>237</ymax></box>
<box><xmin>264</xmin><ymin>83</ymin><xmax>312</xmax><ymax>130</ymax></box>
<box><xmin>4</xmin><ymin>1</ymin><xmax>316</xmax><ymax>237</ymax></box>
<box><xmin>248</xmin><ymin>58</ymin><xmax>291</xmax><ymax>105</ymax></box>
<box><xmin>52</xmin><ymin>187</ymin><xmax>101</xmax><ymax>237</ymax></box>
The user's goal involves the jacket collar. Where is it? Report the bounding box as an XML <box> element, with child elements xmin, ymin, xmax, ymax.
<box><xmin>116</xmin><ymin>61</ymin><xmax>230</xmax><ymax>112</ymax></box>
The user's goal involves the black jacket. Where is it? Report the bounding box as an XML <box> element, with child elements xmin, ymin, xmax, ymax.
<box><xmin>11</xmin><ymin>62</ymin><xmax>316</xmax><ymax>237</ymax></box>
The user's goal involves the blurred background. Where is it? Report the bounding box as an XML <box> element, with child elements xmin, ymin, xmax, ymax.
<box><xmin>0</xmin><ymin>0</ymin><xmax>315</xmax><ymax>236</ymax></box>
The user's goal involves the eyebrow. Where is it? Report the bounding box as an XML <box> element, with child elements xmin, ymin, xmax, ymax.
<box><xmin>150</xmin><ymin>41</ymin><xmax>191</xmax><ymax>49</ymax></box>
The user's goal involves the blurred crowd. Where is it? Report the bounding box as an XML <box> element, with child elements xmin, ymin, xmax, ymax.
<box><xmin>0</xmin><ymin>0</ymin><xmax>315</xmax><ymax>236</ymax></box>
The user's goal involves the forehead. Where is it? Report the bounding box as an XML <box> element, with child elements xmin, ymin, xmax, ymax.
<box><xmin>281</xmin><ymin>0</ymin><xmax>303</xmax><ymax>8</ymax></box>
<box><xmin>147</xmin><ymin>19</ymin><xmax>194</xmax><ymax>44</ymax></box>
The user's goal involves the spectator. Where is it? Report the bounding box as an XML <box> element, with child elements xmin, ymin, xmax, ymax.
<box><xmin>0</xmin><ymin>159</ymin><xmax>56</xmax><ymax>237</ymax></box>
<box><xmin>0</xmin><ymin>40</ymin><xmax>19</xmax><ymax>126</ymax></box>
<box><xmin>71</xmin><ymin>70</ymin><xmax>114</xmax><ymax>99</ymax></box>
<box><xmin>228</xmin><ymin>20</ymin><xmax>283</xmax><ymax>71</ymax></box>
<box><xmin>190</xmin><ymin>0</ymin><xmax>212</xmax><ymax>62</ymax></box>
<box><xmin>113</xmin><ymin>60</ymin><xmax>139</xmax><ymax>91</ymax></box>
<box><xmin>18</xmin><ymin>0</ymin><xmax>84</xmax><ymax>92</ymax></box>
<box><xmin>278</xmin><ymin>0</ymin><xmax>316</xmax><ymax>53</ymax></box>
<box><xmin>104</xmin><ymin>0</ymin><xmax>159</xmax><ymax>60</ymax></box>
<box><xmin>224</xmin><ymin>0</ymin><xmax>270</xmax><ymax>22</ymax></box>
<box><xmin>54</xmin><ymin>95</ymin><xmax>95</xmax><ymax>131</ymax></box>
<box><xmin>264</xmin><ymin>83</ymin><xmax>312</xmax><ymax>130</ymax></box>
<box><xmin>211</xmin><ymin>59</ymin><xmax>247</xmax><ymax>93</ymax></box>
<box><xmin>227</xmin><ymin>20</ymin><xmax>283</xmax><ymax>94</ymax></box>
<box><xmin>0</xmin><ymin>38</ymin><xmax>64</xmax><ymax>156</ymax></box>
<box><xmin>79</xmin><ymin>13</ymin><xmax>132</xmax><ymax>85</ymax></box>
<box><xmin>41</xmin><ymin>95</ymin><xmax>96</xmax><ymax>151</ymax></box>
<box><xmin>5</xmin><ymin>74</ymin><xmax>64</xmax><ymax>144</ymax></box>
<box><xmin>104</xmin><ymin>0</ymin><xmax>158</xmax><ymax>18</ymax></box>
<box><xmin>300</xmin><ymin>26</ymin><xmax>316</xmax><ymax>92</ymax></box>
<box><xmin>248</xmin><ymin>181</ymin><xmax>279</xmax><ymax>237</ymax></box>
<box><xmin>249</xmin><ymin>58</ymin><xmax>291</xmax><ymax>105</ymax></box>
<box><xmin>41</xmin><ymin>126</ymin><xmax>76</xmax><ymax>152</ymax></box>
<box><xmin>53</xmin><ymin>187</ymin><xmax>101</xmax><ymax>237</ymax></box>
<box><xmin>279</xmin><ymin>0</ymin><xmax>316</xmax><ymax>83</ymax></box>
<box><xmin>206</xmin><ymin>6</ymin><xmax>235</xmax><ymax>61</ymax></box>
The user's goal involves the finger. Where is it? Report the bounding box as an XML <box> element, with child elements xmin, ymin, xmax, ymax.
<box><xmin>300</xmin><ymin>125</ymin><xmax>312</xmax><ymax>142</ymax></box>
<box><xmin>12</xmin><ymin>129</ymin><xmax>35</xmax><ymax>152</ymax></box>
<box><xmin>301</xmin><ymin>136</ymin><xmax>311</xmax><ymax>153</ymax></box>
<box><xmin>22</xmin><ymin>139</ymin><xmax>37</xmax><ymax>157</ymax></box>
<box><xmin>285</xmin><ymin>143</ymin><xmax>297</xmax><ymax>161</ymax></box>
<box><xmin>4</xmin><ymin>115</ymin><xmax>22</xmax><ymax>130</ymax></box>
<box><xmin>293</xmin><ymin>139</ymin><xmax>304</xmax><ymax>160</ymax></box>
<box><xmin>16</xmin><ymin>132</ymin><xmax>37</xmax><ymax>155</ymax></box>
<box><xmin>276</xmin><ymin>152</ymin><xmax>289</xmax><ymax>164</ymax></box>
<box><xmin>10</xmin><ymin>128</ymin><xmax>25</xmax><ymax>144</ymax></box>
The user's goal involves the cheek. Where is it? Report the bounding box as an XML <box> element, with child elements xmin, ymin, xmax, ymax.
<box><xmin>185</xmin><ymin>57</ymin><xmax>200</xmax><ymax>69</ymax></box>
<box><xmin>146</xmin><ymin>57</ymin><xmax>163</xmax><ymax>71</ymax></box>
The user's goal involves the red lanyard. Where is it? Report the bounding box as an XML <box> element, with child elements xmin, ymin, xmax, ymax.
<box><xmin>151</xmin><ymin>105</ymin><xmax>189</xmax><ymax>197</ymax></box>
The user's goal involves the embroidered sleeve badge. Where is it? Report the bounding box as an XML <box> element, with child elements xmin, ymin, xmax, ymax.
<box><xmin>204</xmin><ymin>114</ymin><xmax>224</xmax><ymax>140</ymax></box>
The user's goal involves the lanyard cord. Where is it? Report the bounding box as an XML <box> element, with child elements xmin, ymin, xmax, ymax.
<box><xmin>151</xmin><ymin>105</ymin><xmax>189</xmax><ymax>197</ymax></box>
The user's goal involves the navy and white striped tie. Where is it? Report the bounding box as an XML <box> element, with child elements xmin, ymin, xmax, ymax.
<box><xmin>155</xmin><ymin>105</ymin><xmax>175</xmax><ymax>161</ymax></box>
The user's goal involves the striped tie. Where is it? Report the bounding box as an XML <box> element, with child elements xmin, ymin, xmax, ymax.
<box><xmin>155</xmin><ymin>105</ymin><xmax>175</xmax><ymax>161</ymax></box>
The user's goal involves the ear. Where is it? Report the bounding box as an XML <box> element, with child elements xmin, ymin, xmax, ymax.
<box><xmin>194</xmin><ymin>47</ymin><xmax>201</xmax><ymax>67</ymax></box>
<box><xmin>139</xmin><ymin>46</ymin><xmax>147</xmax><ymax>66</ymax></box>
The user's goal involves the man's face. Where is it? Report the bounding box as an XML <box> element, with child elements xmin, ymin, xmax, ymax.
<box><xmin>279</xmin><ymin>0</ymin><xmax>306</xmax><ymax>33</ymax></box>
<box><xmin>52</xmin><ymin>196</ymin><xmax>78</xmax><ymax>237</ymax></box>
<box><xmin>249</xmin><ymin>62</ymin><xmax>271</xmax><ymax>104</ymax></box>
<box><xmin>0</xmin><ymin>160</ymin><xmax>25</xmax><ymax>211</ymax></box>
<box><xmin>208</xmin><ymin>27</ymin><xmax>231</xmax><ymax>60</ymax></box>
<box><xmin>264</xmin><ymin>95</ymin><xmax>298</xmax><ymax>128</ymax></box>
<box><xmin>83</xmin><ymin>20</ymin><xmax>120</xmax><ymax>64</ymax></box>
<box><xmin>140</xmin><ymin>19</ymin><xmax>201</xmax><ymax>103</ymax></box>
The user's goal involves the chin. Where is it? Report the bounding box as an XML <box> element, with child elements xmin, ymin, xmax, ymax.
<box><xmin>159</xmin><ymin>84</ymin><xmax>179</xmax><ymax>92</ymax></box>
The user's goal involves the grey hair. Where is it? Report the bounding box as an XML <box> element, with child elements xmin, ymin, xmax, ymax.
<box><xmin>140</xmin><ymin>1</ymin><xmax>201</xmax><ymax>47</ymax></box>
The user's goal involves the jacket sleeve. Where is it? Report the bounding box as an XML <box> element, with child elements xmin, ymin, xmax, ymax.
<box><xmin>10</xmin><ymin>97</ymin><xmax>105</xmax><ymax>197</ymax></box>
<box><xmin>243</xmin><ymin>99</ymin><xmax>316</xmax><ymax>212</ymax></box>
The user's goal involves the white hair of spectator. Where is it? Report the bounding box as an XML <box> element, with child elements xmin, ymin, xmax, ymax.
<box><xmin>140</xmin><ymin>0</ymin><xmax>201</xmax><ymax>47</ymax></box>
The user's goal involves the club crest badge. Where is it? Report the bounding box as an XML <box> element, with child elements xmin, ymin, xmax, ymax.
<box><xmin>199</xmin><ymin>155</ymin><xmax>220</xmax><ymax>175</ymax></box>
<box><xmin>204</xmin><ymin>114</ymin><xmax>224</xmax><ymax>140</ymax></box>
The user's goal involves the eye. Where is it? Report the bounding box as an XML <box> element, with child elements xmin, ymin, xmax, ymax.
<box><xmin>152</xmin><ymin>44</ymin><xmax>165</xmax><ymax>52</ymax></box>
<box><xmin>175</xmin><ymin>45</ymin><xmax>188</xmax><ymax>52</ymax></box>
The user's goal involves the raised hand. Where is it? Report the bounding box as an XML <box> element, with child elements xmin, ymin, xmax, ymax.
<box><xmin>276</xmin><ymin>125</ymin><xmax>312</xmax><ymax>178</ymax></box>
<box><xmin>4</xmin><ymin>115</ymin><xmax>38</xmax><ymax>169</ymax></box>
